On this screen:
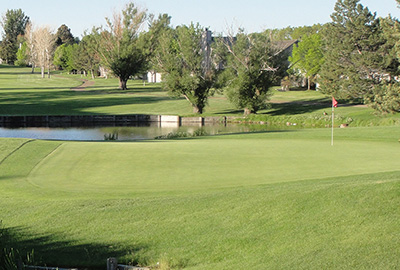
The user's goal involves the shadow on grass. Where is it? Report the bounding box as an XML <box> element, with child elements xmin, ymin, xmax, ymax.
<box><xmin>0</xmin><ymin>90</ymin><xmax>174</xmax><ymax>115</ymax></box>
<box><xmin>1</xmin><ymin>225</ymin><xmax>144</xmax><ymax>269</ymax></box>
<box><xmin>267</xmin><ymin>98</ymin><xmax>331</xmax><ymax>116</ymax></box>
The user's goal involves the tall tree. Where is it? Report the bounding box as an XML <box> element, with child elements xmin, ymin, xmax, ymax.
<box><xmin>26</xmin><ymin>24</ymin><xmax>56</xmax><ymax>78</ymax></box>
<box><xmin>0</xmin><ymin>9</ymin><xmax>29</xmax><ymax>64</ymax></box>
<box><xmin>72</xmin><ymin>34</ymin><xmax>100</xmax><ymax>79</ymax></box>
<box><xmin>289</xmin><ymin>33</ymin><xmax>324</xmax><ymax>90</ymax></box>
<box><xmin>55</xmin><ymin>24</ymin><xmax>75</xmax><ymax>46</ymax></box>
<box><xmin>156</xmin><ymin>23</ymin><xmax>218</xmax><ymax>114</ymax></box>
<box><xmin>318</xmin><ymin>0</ymin><xmax>385</xmax><ymax>101</ymax></box>
<box><xmin>92</xmin><ymin>2</ymin><xmax>147</xmax><ymax>90</ymax></box>
<box><xmin>141</xmin><ymin>13</ymin><xmax>172</xmax><ymax>82</ymax></box>
<box><xmin>217</xmin><ymin>30</ymin><xmax>278</xmax><ymax>115</ymax></box>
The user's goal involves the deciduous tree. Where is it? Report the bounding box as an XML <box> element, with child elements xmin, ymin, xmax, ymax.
<box><xmin>217</xmin><ymin>30</ymin><xmax>279</xmax><ymax>115</ymax></box>
<box><xmin>156</xmin><ymin>23</ymin><xmax>217</xmax><ymax>114</ymax></box>
<box><xmin>92</xmin><ymin>2</ymin><xmax>147</xmax><ymax>90</ymax></box>
<box><xmin>289</xmin><ymin>33</ymin><xmax>324</xmax><ymax>90</ymax></box>
<box><xmin>26</xmin><ymin>23</ymin><xmax>56</xmax><ymax>78</ymax></box>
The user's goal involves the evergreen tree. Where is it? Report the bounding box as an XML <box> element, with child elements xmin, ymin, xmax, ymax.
<box><xmin>55</xmin><ymin>24</ymin><xmax>75</xmax><ymax>46</ymax></box>
<box><xmin>0</xmin><ymin>9</ymin><xmax>29</xmax><ymax>64</ymax></box>
<box><xmin>319</xmin><ymin>0</ymin><xmax>385</xmax><ymax>101</ymax></box>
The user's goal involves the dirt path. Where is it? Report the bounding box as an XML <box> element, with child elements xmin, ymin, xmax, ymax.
<box><xmin>71</xmin><ymin>79</ymin><xmax>95</xmax><ymax>91</ymax></box>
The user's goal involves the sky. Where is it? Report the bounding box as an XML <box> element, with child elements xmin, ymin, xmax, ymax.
<box><xmin>1</xmin><ymin>0</ymin><xmax>399</xmax><ymax>38</ymax></box>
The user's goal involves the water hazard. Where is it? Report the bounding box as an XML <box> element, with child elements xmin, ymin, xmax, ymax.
<box><xmin>0</xmin><ymin>122</ymin><xmax>262</xmax><ymax>141</ymax></box>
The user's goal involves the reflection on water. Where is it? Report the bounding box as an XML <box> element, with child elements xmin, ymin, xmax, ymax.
<box><xmin>0</xmin><ymin>122</ymin><xmax>276</xmax><ymax>141</ymax></box>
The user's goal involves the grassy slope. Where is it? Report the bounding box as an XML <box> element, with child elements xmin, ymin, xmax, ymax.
<box><xmin>1</xmin><ymin>127</ymin><xmax>400</xmax><ymax>269</ymax></box>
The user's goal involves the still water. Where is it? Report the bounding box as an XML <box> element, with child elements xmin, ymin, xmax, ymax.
<box><xmin>0</xmin><ymin>123</ymin><xmax>265</xmax><ymax>141</ymax></box>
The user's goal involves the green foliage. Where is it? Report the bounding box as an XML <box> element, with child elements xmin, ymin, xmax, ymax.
<box><xmin>156</xmin><ymin>23</ymin><xmax>217</xmax><ymax>114</ymax></box>
<box><xmin>53</xmin><ymin>44</ymin><xmax>78</xmax><ymax>72</ymax></box>
<box><xmin>218</xmin><ymin>31</ymin><xmax>276</xmax><ymax>114</ymax></box>
<box><xmin>104</xmin><ymin>132</ymin><xmax>119</xmax><ymax>140</ymax></box>
<box><xmin>55</xmin><ymin>24</ymin><xmax>75</xmax><ymax>46</ymax></box>
<box><xmin>365</xmin><ymin>83</ymin><xmax>400</xmax><ymax>114</ymax></box>
<box><xmin>15</xmin><ymin>41</ymin><xmax>28</xmax><ymax>66</ymax></box>
<box><xmin>319</xmin><ymin>0</ymin><xmax>392</xmax><ymax>101</ymax></box>
<box><xmin>0</xmin><ymin>9</ymin><xmax>29</xmax><ymax>64</ymax></box>
<box><xmin>92</xmin><ymin>2</ymin><xmax>147</xmax><ymax>90</ymax></box>
<box><xmin>154</xmin><ymin>128</ymin><xmax>208</xmax><ymax>139</ymax></box>
<box><xmin>289</xmin><ymin>33</ymin><xmax>324</xmax><ymax>89</ymax></box>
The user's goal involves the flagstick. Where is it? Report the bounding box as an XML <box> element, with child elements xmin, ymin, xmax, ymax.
<box><xmin>331</xmin><ymin>102</ymin><xmax>334</xmax><ymax>146</ymax></box>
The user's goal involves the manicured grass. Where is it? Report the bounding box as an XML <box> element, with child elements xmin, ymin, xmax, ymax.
<box><xmin>1</xmin><ymin>127</ymin><xmax>400</xmax><ymax>269</ymax></box>
<box><xmin>1</xmin><ymin>65</ymin><xmax>400</xmax><ymax>128</ymax></box>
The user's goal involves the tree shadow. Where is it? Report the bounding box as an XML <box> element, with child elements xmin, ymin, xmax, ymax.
<box><xmin>0</xmin><ymin>90</ymin><xmax>173</xmax><ymax>115</ymax></box>
<box><xmin>1</xmin><ymin>225</ymin><xmax>145</xmax><ymax>269</ymax></box>
<box><xmin>267</xmin><ymin>98</ymin><xmax>331</xmax><ymax>116</ymax></box>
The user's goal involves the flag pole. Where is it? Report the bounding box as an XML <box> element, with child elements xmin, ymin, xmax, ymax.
<box><xmin>331</xmin><ymin>96</ymin><xmax>337</xmax><ymax>146</ymax></box>
<box><xmin>331</xmin><ymin>101</ymin><xmax>334</xmax><ymax>146</ymax></box>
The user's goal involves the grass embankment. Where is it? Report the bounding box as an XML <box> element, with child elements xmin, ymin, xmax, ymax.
<box><xmin>1</xmin><ymin>65</ymin><xmax>400</xmax><ymax>127</ymax></box>
<box><xmin>1</xmin><ymin>127</ymin><xmax>400</xmax><ymax>269</ymax></box>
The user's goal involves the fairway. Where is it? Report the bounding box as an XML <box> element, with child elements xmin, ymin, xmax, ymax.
<box><xmin>1</xmin><ymin>127</ymin><xmax>400</xmax><ymax>269</ymax></box>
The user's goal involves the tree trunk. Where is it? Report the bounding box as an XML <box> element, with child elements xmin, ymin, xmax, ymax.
<box><xmin>307</xmin><ymin>76</ymin><xmax>311</xmax><ymax>90</ymax></box>
<box><xmin>244</xmin><ymin>108</ymin><xmax>252</xmax><ymax>115</ymax></box>
<box><xmin>119</xmin><ymin>78</ymin><xmax>128</xmax><ymax>90</ymax></box>
<box><xmin>91</xmin><ymin>69</ymin><xmax>95</xmax><ymax>80</ymax></box>
<box><xmin>193</xmin><ymin>106</ymin><xmax>202</xmax><ymax>114</ymax></box>
<box><xmin>41</xmin><ymin>66</ymin><xmax>45</xmax><ymax>78</ymax></box>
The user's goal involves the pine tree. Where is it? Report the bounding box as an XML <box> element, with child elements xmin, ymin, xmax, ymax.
<box><xmin>319</xmin><ymin>0</ymin><xmax>384</xmax><ymax>101</ymax></box>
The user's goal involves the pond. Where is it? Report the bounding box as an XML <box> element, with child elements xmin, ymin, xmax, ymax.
<box><xmin>0</xmin><ymin>122</ymin><xmax>273</xmax><ymax>141</ymax></box>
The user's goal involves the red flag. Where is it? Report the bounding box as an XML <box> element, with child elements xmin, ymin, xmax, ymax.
<box><xmin>332</xmin><ymin>97</ymin><xmax>338</xmax><ymax>108</ymax></box>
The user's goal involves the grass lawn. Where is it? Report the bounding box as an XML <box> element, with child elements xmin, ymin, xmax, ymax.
<box><xmin>1</xmin><ymin>126</ymin><xmax>400</xmax><ymax>269</ymax></box>
<box><xmin>1</xmin><ymin>65</ymin><xmax>400</xmax><ymax>128</ymax></box>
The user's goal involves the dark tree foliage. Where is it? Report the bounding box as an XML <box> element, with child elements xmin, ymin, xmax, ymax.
<box><xmin>318</xmin><ymin>0</ymin><xmax>389</xmax><ymax>101</ymax></box>
<box><xmin>55</xmin><ymin>24</ymin><xmax>75</xmax><ymax>46</ymax></box>
<box><xmin>0</xmin><ymin>9</ymin><xmax>29</xmax><ymax>64</ymax></box>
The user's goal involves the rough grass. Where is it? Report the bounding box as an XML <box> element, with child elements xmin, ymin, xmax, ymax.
<box><xmin>1</xmin><ymin>127</ymin><xmax>400</xmax><ymax>269</ymax></box>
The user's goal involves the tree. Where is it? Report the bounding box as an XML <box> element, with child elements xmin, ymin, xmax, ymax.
<box><xmin>141</xmin><ymin>13</ymin><xmax>172</xmax><ymax>82</ymax></box>
<box><xmin>15</xmin><ymin>41</ymin><xmax>28</xmax><ymax>66</ymax></box>
<box><xmin>53</xmin><ymin>44</ymin><xmax>77</xmax><ymax>72</ymax></box>
<box><xmin>289</xmin><ymin>33</ymin><xmax>324</xmax><ymax>90</ymax></box>
<box><xmin>55</xmin><ymin>24</ymin><xmax>75</xmax><ymax>46</ymax></box>
<box><xmin>318</xmin><ymin>0</ymin><xmax>386</xmax><ymax>101</ymax></box>
<box><xmin>26</xmin><ymin>23</ymin><xmax>56</xmax><ymax>78</ymax></box>
<box><xmin>217</xmin><ymin>30</ymin><xmax>278</xmax><ymax>115</ymax></box>
<box><xmin>156</xmin><ymin>23</ymin><xmax>218</xmax><ymax>114</ymax></box>
<box><xmin>0</xmin><ymin>9</ymin><xmax>29</xmax><ymax>64</ymax></box>
<box><xmin>92</xmin><ymin>2</ymin><xmax>147</xmax><ymax>90</ymax></box>
<box><xmin>72</xmin><ymin>34</ymin><xmax>100</xmax><ymax>79</ymax></box>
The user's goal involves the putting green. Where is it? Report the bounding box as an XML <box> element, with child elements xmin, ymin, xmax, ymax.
<box><xmin>18</xmin><ymin>132</ymin><xmax>400</xmax><ymax>196</ymax></box>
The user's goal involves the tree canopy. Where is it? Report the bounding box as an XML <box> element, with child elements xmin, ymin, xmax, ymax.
<box><xmin>91</xmin><ymin>2</ymin><xmax>147</xmax><ymax>90</ymax></box>
<box><xmin>0</xmin><ymin>9</ymin><xmax>29</xmax><ymax>64</ymax></box>
<box><xmin>155</xmin><ymin>23</ymin><xmax>217</xmax><ymax>114</ymax></box>
<box><xmin>217</xmin><ymin>31</ymin><xmax>278</xmax><ymax>115</ymax></box>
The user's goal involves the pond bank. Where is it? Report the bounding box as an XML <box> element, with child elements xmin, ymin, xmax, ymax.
<box><xmin>0</xmin><ymin>114</ymin><xmax>236</xmax><ymax>128</ymax></box>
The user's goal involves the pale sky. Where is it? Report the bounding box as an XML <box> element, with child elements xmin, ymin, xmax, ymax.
<box><xmin>1</xmin><ymin>0</ymin><xmax>399</xmax><ymax>38</ymax></box>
